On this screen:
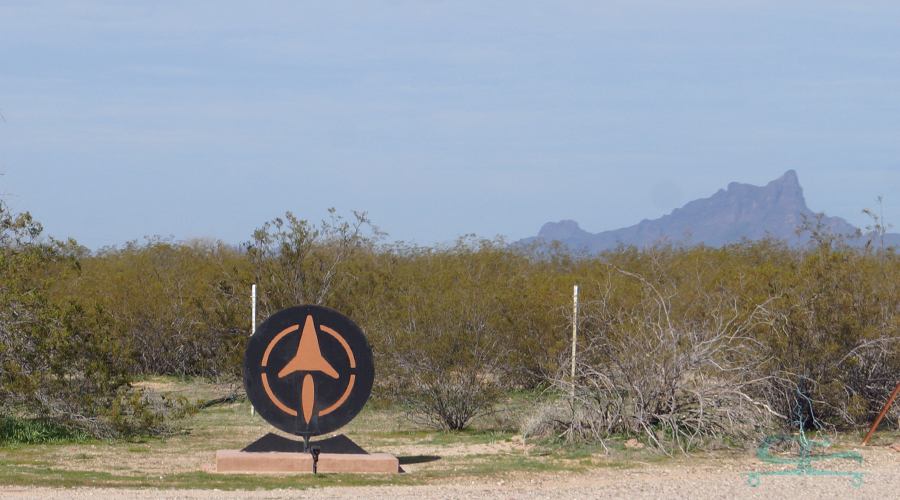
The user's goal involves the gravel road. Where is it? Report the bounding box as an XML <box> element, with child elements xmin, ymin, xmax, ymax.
<box><xmin>2</xmin><ymin>447</ymin><xmax>895</xmax><ymax>499</ymax></box>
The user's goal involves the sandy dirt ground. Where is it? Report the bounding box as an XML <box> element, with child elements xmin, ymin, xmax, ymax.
<box><xmin>1</xmin><ymin>445</ymin><xmax>896</xmax><ymax>500</ymax></box>
<box><xmin>4</xmin><ymin>382</ymin><xmax>893</xmax><ymax>499</ymax></box>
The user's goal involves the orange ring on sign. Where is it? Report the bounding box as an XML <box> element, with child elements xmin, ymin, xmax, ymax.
<box><xmin>320</xmin><ymin>325</ymin><xmax>356</xmax><ymax>368</ymax></box>
<box><xmin>262</xmin><ymin>324</ymin><xmax>299</xmax><ymax>367</ymax></box>
<box><xmin>261</xmin><ymin>373</ymin><xmax>297</xmax><ymax>416</ymax></box>
<box><xmin>319</xmin><ymin>374</ymin><xmax>355</xmax><ymax>416</ymax></box>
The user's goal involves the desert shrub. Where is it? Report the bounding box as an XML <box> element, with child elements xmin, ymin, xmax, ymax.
<box><xmin>531</xmin><ymin>236</ymin><xmax>900</xmax><ymax>449</ymax></box>
<box><xmin>21</xmin><ymin>199</ymin><xmax>900</xmax><ymax>440</ymax></box>
<box><xmin>244</xmin><ymin>209</ymin><xmax>381</xmax><ymax>315</ymax></box>
<box><xmin>0</xmin><ymin>202</ymin><xmax>192</xmax><ymax>438</ymax></box>
<box><xmin>52</xmin><ymin>209</ymin><xmax>382</xmax><ymax>380</ymax></box>
<box><xmin>379</xmin><ymin>238</ymin><xmax>519</xmax><ymax>430</ymax></box>
<box><xmin>71</xmin><ymin>237</ymin><xmax>247</xmax><ymax>378</ymax></box>
<box><xmin>752</xmin><ymin>236</ymin><xmax>900</xmax><ymax>427</ymax></box>
<box><xmin>102</xmin><ymin>388</ymin><xmax>197</xmax><ymax>437</ymax></box>
<box><xmin>539</xmin><ymin>247</ymin><xmax>777</xmax><ymax>453</ymax></box>
<box><xmin>356</xmin><ymin>239</ymin><xmax>573</xmax><ymax>398</ymax></box>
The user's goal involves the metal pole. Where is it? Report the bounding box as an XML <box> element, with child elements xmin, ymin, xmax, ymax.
<box><xmin>571</xmin><ymin>285</ymin><xmax>578</xmax><ymax>400</ymax></box>
<box><xmin>862</xmin><ymin>378</ymin><xmax>900</xmax><ymax>445</ymax></box>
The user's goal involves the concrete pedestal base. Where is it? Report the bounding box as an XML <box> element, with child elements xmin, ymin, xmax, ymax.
<box><xmin>215</xmin><ymin>450</ymin><xmax>399</xmax><ymax>474</ymax></box>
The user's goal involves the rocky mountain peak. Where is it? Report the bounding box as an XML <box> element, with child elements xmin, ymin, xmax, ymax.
<box><xmin>523</xmin><ymin>170</ymin><xmax>876</xmax><ymax>252</ymax></box>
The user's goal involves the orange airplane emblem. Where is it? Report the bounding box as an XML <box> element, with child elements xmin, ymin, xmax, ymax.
<box><xmin>278</xmin><ymin>315</ymin><xmax>339</xmax><ymax>379</ymax></box>
<box><xmin>277</xmin><ymin>315</ymin><xmax>339</xmax><ymax>424</ymax></box>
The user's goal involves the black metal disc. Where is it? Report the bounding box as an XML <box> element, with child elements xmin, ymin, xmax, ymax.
<box><xmin>243</xmin><ymin>305</ymin><xmax>374</xmax><ymax>437</ymax></box>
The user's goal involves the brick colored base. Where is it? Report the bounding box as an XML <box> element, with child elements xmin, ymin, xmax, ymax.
<box><xmin>215</xmin><ymin>450</ymin><xmax>399</xmax><ymax>474</ymax></box>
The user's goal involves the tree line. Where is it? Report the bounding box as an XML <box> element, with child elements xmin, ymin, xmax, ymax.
<box><xmin>3</xmin><ymin>203</ymin><xmax>900</xmax><ymax>449</ymax></box>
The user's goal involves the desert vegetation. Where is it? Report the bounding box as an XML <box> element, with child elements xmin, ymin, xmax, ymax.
<box><xmin>2</xmin><ymin>201</ymin><xmax>900</xmax><ymax>453</ymax></box>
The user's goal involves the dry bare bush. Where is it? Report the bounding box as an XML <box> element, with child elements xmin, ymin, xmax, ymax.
<box><xmin>840</xmin><ymin>338</ymin><xmax>900</xmax><ymax>423</ymax></box>
<box><xmin>541</xmin><ymin>264</ymin><xmax>781</xmax><ymax>454</ymax></box>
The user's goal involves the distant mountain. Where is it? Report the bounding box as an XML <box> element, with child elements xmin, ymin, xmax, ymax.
<box><xmin>523</xmin><ymin>170</ymin><xmax>899</xmax><ymax>253</ymax></box>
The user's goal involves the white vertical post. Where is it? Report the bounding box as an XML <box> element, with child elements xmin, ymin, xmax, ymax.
<box><xmin>571</xmin><ymin>285</ymin><xmax>578</xmax><ymax>400</ymax></box>
<box><xmin>251</xmin><ymin>284</ymin><xmax>257</xmax><ymax>335</ymax></box>
<box><xmin>251</xmin><ymin>284</ymin><xmax>257</xmax><ymax>416</ymax></box>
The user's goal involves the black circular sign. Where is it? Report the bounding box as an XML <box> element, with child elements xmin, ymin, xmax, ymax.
<box><xmin>243</xmin><ymin>305</ymin><xmax>374</xmax><ymax>437</ymax></box>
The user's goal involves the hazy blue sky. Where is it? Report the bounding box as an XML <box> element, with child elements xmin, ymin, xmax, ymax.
<box><xmin>2</xmin><ymin>1</ymin><xmax>898</xmax><ymax>249</ymax></box>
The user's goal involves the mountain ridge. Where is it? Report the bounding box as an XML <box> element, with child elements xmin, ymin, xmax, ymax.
<box><xmin>523</xmin><ymin>170</ymin><xmax>899</xmax><ymax>252</ymax></box>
